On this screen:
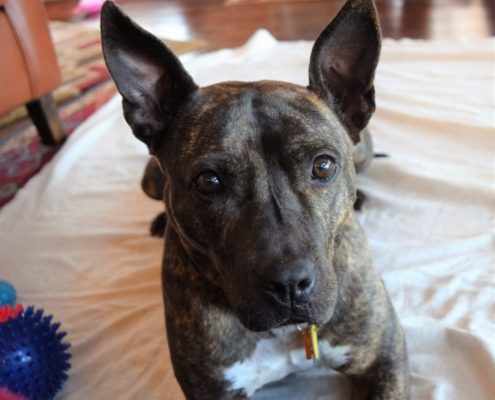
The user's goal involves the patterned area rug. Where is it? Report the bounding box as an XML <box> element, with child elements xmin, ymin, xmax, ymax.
<box><xmin>0</xmin><ymin>22</ymin><xmax>198</xmax><ymax>207</ymax></box>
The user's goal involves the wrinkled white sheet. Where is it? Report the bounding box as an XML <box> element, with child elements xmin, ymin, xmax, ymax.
<box><xmin>0</xmin><ymin>31</ymin><xmax>494</xmax><ymax>400</ymax></box>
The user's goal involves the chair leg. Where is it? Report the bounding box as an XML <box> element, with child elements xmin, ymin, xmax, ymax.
<box><xmin>26</xmin><ymin>94</ymin><xmax>65</xmax><ymax>146</ymax></box>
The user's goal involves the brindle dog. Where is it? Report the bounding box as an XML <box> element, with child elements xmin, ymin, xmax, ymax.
<box><xmin>101</xmin><ymin>0</ymin><xmax>410</xmax><ymax>398</ymax></box>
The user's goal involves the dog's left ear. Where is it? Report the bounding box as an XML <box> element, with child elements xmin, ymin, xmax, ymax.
<box><xmin>309</xmin><ymin>0</ymin><xmax>381</xmax><ymax>143</ymax></box>
<box><xmin>100</xmin><ymin>1</ymin><xmax>197</xmax><ymax>153</ymax></box>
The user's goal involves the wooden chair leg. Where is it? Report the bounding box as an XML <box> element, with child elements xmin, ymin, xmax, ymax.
<box><xmin>26</xmin><ymin>94</ymin><xmax>65</xmax><ymax>146</ymax></box>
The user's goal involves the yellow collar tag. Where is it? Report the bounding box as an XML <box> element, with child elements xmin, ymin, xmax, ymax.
<box><xmin>301</xmin><ymin>324</ymin><xmax>319</xmax><ymax>361</ymax></box>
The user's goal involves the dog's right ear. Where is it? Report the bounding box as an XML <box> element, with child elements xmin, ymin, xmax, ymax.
<box><xmin>100</xmin><ymin>1</ymin><xmax>197</xmax><ymax>153</ymax></box>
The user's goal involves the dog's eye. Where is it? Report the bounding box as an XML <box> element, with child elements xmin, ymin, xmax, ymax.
<box><xmin>311</xmin><ymin>155</ymin><xmax>338</xmax><ymax>182</ymax></box>
<box><xmin>195</xmin><ymin>172</ymin><xmax>223</xmax><ymax>194</ymax></box>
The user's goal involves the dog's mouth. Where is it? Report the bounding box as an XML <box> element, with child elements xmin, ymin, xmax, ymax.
<box><xmin>241</xmin><ymin>314</ymin><xmax>326</xmax><ymax>333</ymax></box>
<box><xmin>235</xmin><ymin>301</ymin><xmax>332</xmax><ymax>332</ymax></box>
<box><xmin>277</xmin><ymin>306</ymin><xmax>328</xmax><ymax>328</ymax></box>
<box><xmin>282</xmin><ymin>316</ymin><xmax>312</xmax><ymax>326</ymax></box>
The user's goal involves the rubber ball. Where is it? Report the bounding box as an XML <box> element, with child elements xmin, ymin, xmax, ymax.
<box><xmin>0</xmin><ymin>306</ymin><xmax>71</xmax><ymax>400</ymax></box>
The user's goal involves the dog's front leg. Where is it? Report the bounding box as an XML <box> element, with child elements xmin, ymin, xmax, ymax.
<box><xmin>165</xmin><ymin>304</ymin><xmax>255</xmax><ymax>400</ymax></box>
<box><xmin>348</xmin><ymin>340</ymin><xmax>410</xmax><ymax>400</ymax></box>
<box><xmin>150</xmin><ymin>211</ymin><xmax>167</xmax><ymax>237</ymax></box>
<box><xmin>163</xmin><ymin>231</ymin><xmax>258</xmax><ymax>400</ymax></box>
<box><xmin>335</xmin><ymin>310</ymin><xmax>410</xmax><ymax>400</ymax></box>
<box><xmin>141</xmin><ymin>157</ymin><xmax>168</xmax><ymax>236</ymax></box>
<box><xmin>166</xmin><ymin>311</ymin><xmax>255</xmax><ymax>400</ymax></box>
<box><xmin>329</xmin><ymin>216</ymin><xmax>410</xmax><ymax>399</ymax></box>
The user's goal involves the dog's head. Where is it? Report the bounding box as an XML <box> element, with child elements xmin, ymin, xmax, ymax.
<box><xmin>101</xmin><ymin>0</ymin><xmax>381</xmax><ymax>331</ymax></box>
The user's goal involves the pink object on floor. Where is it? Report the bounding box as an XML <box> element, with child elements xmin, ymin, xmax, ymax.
<box><xmin>74</xmin><ymin>0</ymin><xmax>104</xmax><ymax>15</ymax></box>
<box><xmin>0</xmin><ymin>389</ymin><xmax>27</xmax><ymax>400</ymax></box>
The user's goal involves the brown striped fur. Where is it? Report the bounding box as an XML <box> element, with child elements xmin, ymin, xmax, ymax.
<box><xmin>101</xmin><ymin>0</ymin><xmax>410</xmax><ymax>398</ymax></box>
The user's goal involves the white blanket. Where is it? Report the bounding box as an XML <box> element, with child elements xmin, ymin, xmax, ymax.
<box><xmin>0</xmin><ymin>31</ymin><xmax>494</xmax><ymax>400</ymax></box>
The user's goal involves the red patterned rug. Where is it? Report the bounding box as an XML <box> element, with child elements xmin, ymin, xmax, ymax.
<box><xmin>0</xmin><ymin>22</ymin><xmax>198</xmax><ymax>207</ymax></box>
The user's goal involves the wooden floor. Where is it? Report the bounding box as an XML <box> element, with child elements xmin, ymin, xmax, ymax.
<box><xmin>114</xmin><ymin>0</ymin><xmax>495</xmax><ymax>51</ymax></box>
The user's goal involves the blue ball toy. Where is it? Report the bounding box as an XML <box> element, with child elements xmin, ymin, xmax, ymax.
<box><xmin>0</xmin><ymin>306</ymin><xmax>72</xmax><ymax>400</ymax></box>
<box><xmin>0</xmin><ymin>280</ymin><xmax>16</xmax><ymax>307</ymax></box>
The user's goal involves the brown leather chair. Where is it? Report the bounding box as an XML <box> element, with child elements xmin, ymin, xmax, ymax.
<box><xmin>0</xmin><ymin>0</ymin><xmax>64</xmax><ymax>145</ymax></box>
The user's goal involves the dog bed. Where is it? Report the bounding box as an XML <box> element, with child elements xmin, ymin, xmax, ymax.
<box><xmin>0</xmin><ymin>31</ymin><xmax>493</xmax><ymax>400</ymax></box>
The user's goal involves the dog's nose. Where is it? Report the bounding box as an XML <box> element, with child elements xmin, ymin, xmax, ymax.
<box><xmin>262</xmin><ymin>259</ymin><xmax>315</xmax><ymax>305</ymax></box>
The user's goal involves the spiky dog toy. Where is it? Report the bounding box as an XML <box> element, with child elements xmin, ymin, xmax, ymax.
<box><xmin>0</xmin><ymin>305</ymin><xmax>71</xmax><ymax>400</ymax></box>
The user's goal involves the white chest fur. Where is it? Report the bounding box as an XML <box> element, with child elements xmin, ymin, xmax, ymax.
<box><xmin>223</xmin><ymin>326</ymin><xmax>350</xmax><ymax>397</ymax></box>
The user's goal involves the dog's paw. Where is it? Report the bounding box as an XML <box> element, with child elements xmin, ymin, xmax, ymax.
<box><xmin>353</xmin><ymin>190</ymin><xmax>367</xmax><ymax>211</ymax></box>
<box><xmin>150</xmin><ymin>212</ymin><xmax>167</xmax><ymax>237</ymax></box>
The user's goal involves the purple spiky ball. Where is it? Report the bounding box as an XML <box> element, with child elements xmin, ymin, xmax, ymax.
<box><xmin>0</xmin><ymin>306</ymin><xmax>71</xmax><ymax>400</ymax></box>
